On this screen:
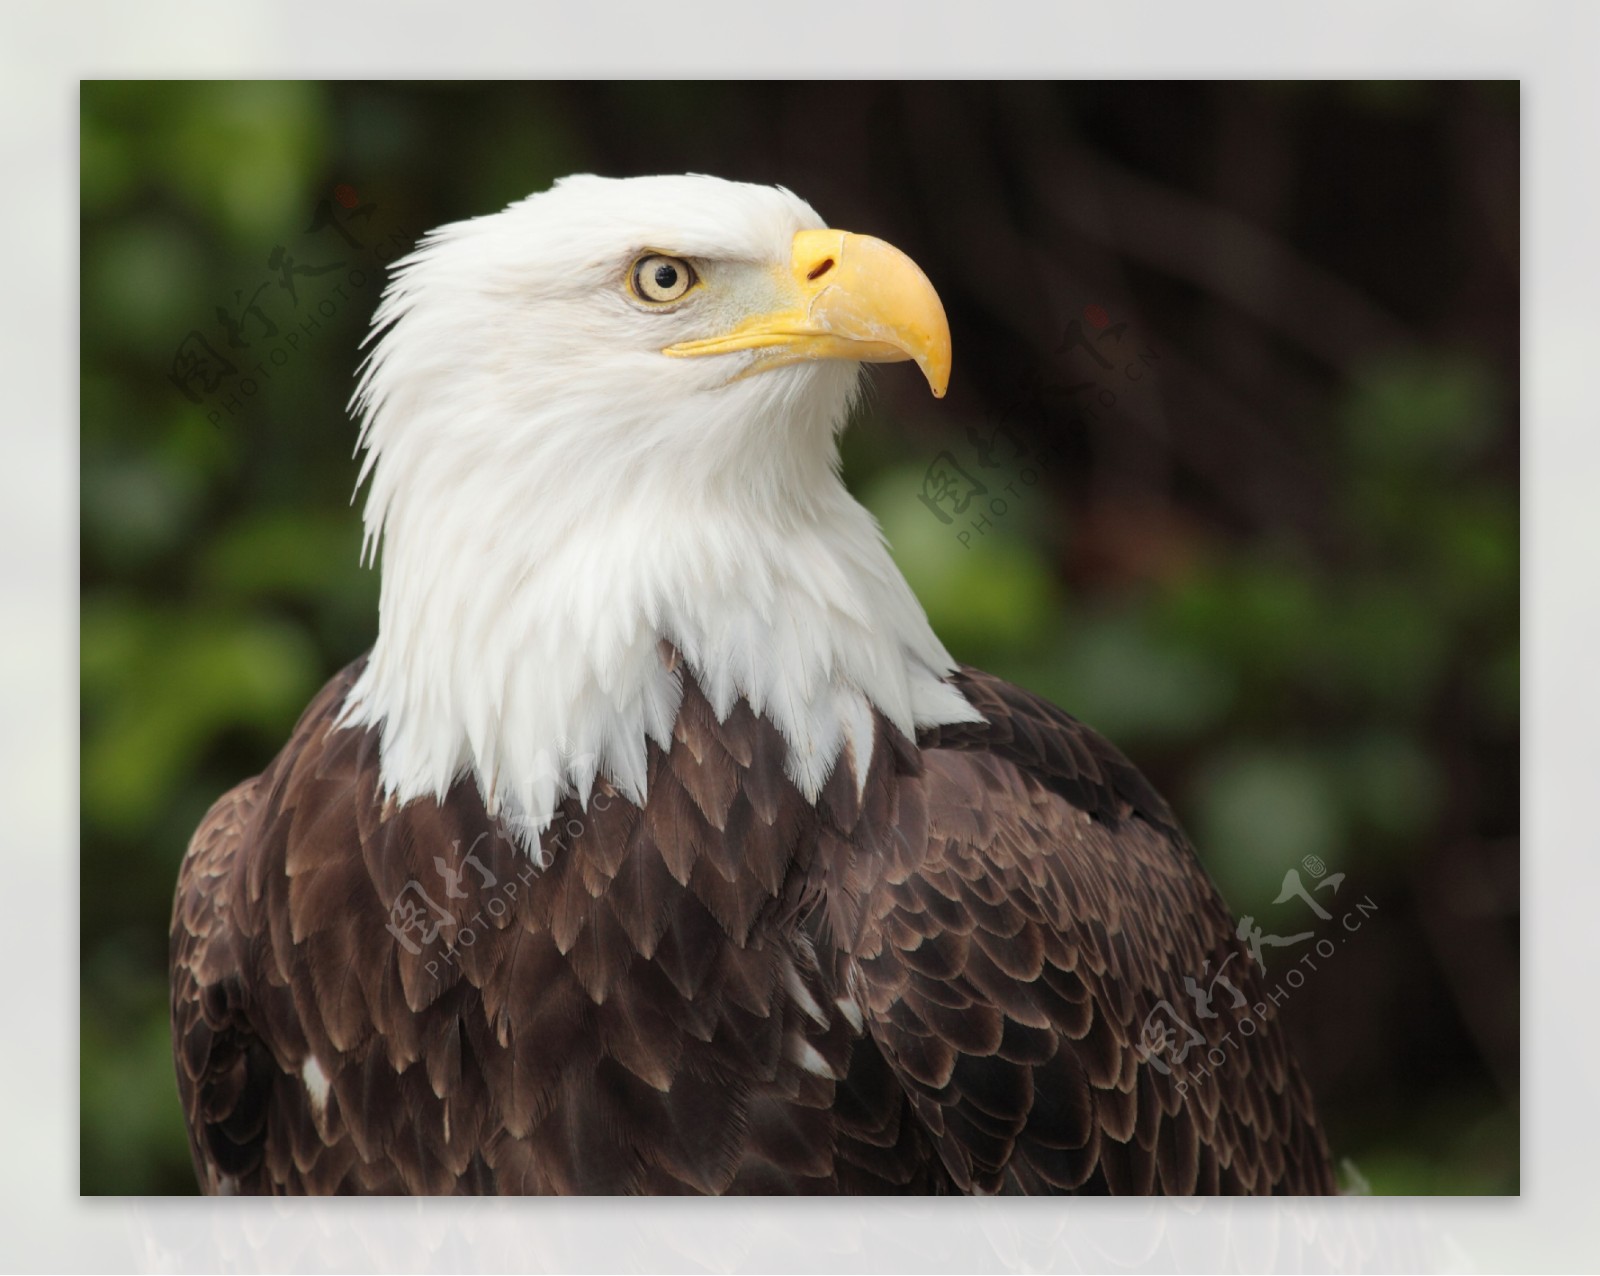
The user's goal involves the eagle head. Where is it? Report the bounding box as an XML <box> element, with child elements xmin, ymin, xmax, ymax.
<box><xmin>343</xmin><ymin>174</ymin><xmax>977</xmax><ymax>845</ymax></box>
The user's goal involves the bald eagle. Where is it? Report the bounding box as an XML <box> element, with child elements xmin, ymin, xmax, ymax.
<box><xmin>171</xmin><ymin>174</ymin><xmax>1335</xmax><ymax>1195</ymax></box>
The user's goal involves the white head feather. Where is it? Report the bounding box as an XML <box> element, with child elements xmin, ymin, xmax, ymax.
<box><xmin>340</xmin><ymin>173</ymin><xmax>980</xmax><ymax>847</ymax></box>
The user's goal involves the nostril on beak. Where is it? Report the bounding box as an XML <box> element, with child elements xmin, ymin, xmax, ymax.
<box><xmin>805</xmin><ymin>257</ymin><xmax>835</xmax><ymax>282</ymax></box>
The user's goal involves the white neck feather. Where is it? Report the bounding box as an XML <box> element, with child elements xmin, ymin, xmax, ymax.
<box><xmin>340</xmin><ymin>363</ymin><xmax>979</xmax><ymax>844</ymax></box>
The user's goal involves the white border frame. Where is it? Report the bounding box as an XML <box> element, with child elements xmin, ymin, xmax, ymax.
<box><xmin>13</xmin><ymin>1</ymin><xmax>1592</xmax><ymax>1269</ymax></box>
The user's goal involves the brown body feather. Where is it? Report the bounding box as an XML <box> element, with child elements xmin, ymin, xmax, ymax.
<box><xmin>170</xmin><ymin>657</ymin><xmax>1335</xmax><ymax>1194</ymax></box>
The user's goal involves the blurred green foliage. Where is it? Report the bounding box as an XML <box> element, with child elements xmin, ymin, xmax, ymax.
<box><xmin>80</xmin><ymin>81</ymin><xmax>1518</xmax><ymax>1195</ymax></box>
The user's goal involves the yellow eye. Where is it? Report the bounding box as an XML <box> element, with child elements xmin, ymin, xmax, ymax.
<box><xmin>631</xmin><ymin>254</ymin><xmax>695</xmax><ymax>304</ymax></box>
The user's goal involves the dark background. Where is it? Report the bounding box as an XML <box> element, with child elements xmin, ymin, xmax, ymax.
<box><xmin>80</xmin><ymin>80</ymin><xmax>1518</xmax><ymax>1195</ymax></box>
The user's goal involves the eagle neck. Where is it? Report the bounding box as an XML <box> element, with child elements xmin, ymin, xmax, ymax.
<box><xmin>341</xmin><ymin>386</ymin><xmax>981</xmax><ymax>850</ymax></box>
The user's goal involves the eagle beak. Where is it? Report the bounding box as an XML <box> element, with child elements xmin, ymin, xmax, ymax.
<box><xmin>663</xmin><ymin>229</ymin><xmax>952</xmax><ymax>397</ymax></box>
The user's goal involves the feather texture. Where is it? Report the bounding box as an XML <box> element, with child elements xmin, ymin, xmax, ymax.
<box><xmin>171</xmin><ymin>658</ymin><xmax>1334</xmax><ymax>1194</ymax></box>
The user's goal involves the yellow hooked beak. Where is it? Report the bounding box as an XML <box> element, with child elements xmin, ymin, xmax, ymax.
<box><xmin>663</xmin><ymin>229</ymin><xmax>952</xmax><ymax>397</ymax></box>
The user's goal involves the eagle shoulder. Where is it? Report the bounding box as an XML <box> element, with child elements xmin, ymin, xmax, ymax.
<box><xmin>170</xmin><ymin>774</ymin><xmax>269</xmax><ymax>1193</ymax></box>
<box><xmin>838</xmin><ymin>666</ymin><xmax>1336</xmax><ymax>1194</ymax></box>
<box><xmin>169</xmin><ymin>659</ymin><xmax>413</xmax><ymax>1193</ymax></box>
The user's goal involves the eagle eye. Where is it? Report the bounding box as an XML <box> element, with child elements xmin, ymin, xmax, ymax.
<box><xmin>630</xmin><ymin>254</ymin><xmax>696</xmax><ymax>304</ymax></box>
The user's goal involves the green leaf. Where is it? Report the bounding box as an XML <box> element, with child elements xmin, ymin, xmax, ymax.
<box><xmin>1192</xmin><ymin>747</ymin><xmax>1345</xmax><ymax>911</ymax></box>
<box><xmin>82</xmin><ymin>607</ymin><xmax>320</xmax><ymax>832</ymax></box>
<box><xmin>1342</xmin><ymin>351</ymin><xmax>1497</xmax><ymax>471</ymax></box>
<box><xmin>861</xmin><ymin>462</ymin><xmax>1061</xmax><ymax>660</ymax></box>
